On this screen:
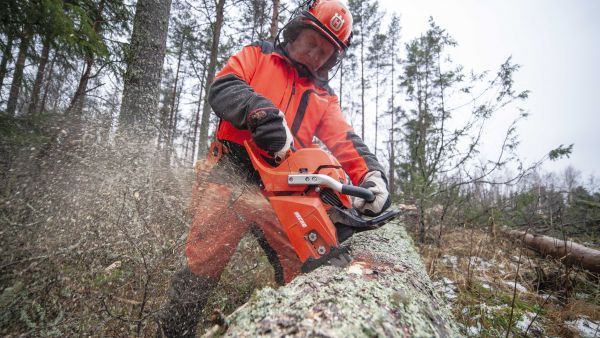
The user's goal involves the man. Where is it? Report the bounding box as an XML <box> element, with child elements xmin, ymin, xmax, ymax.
<box><xmin>158</xmin><ymin>1</ymin><xmax>391</xmax><ymax>336</ymax></box>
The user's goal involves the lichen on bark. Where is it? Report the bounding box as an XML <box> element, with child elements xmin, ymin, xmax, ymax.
<box><xmin>203</xmin><ymin>219</ymin><xmax>460</xmax><ymax>337</ymax></box>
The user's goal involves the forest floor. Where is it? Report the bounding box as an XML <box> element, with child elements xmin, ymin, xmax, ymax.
<box><xmin>418</xmin><ymin>225</ymin><xmax>600</xmax><ymax>337</ymax></box>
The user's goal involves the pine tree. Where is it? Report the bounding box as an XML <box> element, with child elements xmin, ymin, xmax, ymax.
<box><xmin>197</xmin><ymin>0</ymin><xmax>226</xmax><ymax>158</ymax></box>
<box><xmin>398</xmin><ymin>19</ymin><xmax>529</xmax><ymax>241</ymax></box>
<box><xmin>348</xmin><ymin>0</ymin><xmax>382</xmax><ymax>140</ymax></box>
<box><xmin>238</xmin><ymin>0</ymin><xmax>272</xmax><ymax>45</ymax></box>
<box><xmin>119</xmin><ymin>0</ymin><xmax>172</xmax><ymax>135</ymax></box>
<box><xmin>367</xmin><ymin>30</ymin><xmax>387</xmax><ymax>158</ymax></box>
<box><xmin>384</xmin><ymin>14</ymin><xmax>401</xmax><ymax>198</ymax></box>
<box><xmin>0</xmin><ymin>33</ymin><xmax>15</xmax><ymax>96</ymax></box>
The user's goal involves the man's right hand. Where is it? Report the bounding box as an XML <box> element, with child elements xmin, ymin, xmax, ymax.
<box><xmin>246</xmin><ymin>108</ymin><xmax>293</xmax><ymax>162</ymax></box>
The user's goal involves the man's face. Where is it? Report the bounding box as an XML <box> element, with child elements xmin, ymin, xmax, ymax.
<box><xmin>286</xmin><ymin>28</ymin><xmax>336</xmax><ymax>73</ymax></box>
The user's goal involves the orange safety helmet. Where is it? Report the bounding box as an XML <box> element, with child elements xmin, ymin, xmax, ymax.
<box><xmin>278</xmin><ymin>0</ymin><xmax>354</xmax><ymax>79</ymax></box>
<box><xmin>300</xmin><ymin>0</ymin><xmax>353</xmax><ymax>52</ymax></box>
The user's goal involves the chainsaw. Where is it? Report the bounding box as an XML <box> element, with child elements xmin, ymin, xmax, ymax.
<box><xmin>242</xmin><ymin>140</ymin><xmax>400</xmax><ymax>272</ymax></box>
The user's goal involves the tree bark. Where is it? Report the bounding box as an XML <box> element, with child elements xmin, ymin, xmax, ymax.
<box><xmin>120</xmin><ymin>0</ymin><xmax>172</xmax><ymax>135</ymax></box>
<box><xmin>203</xmin><ymin>220</ymin><xmax>460</xmax><ymax>337</ymax></box>
<box><xmin>360</xmin><ymin>9</ymin><xmax>365</xmax><ymax>141</ymax></box>
<box><xmin>502</xmin><ymin>229</ymin><xmax>600</xmax><ymax>273</ymax></box>
<box><xmin>197</xmin><ymin>0</ymin><xmax>226</xmax><ymax>158</ymax></box>
<box><xmin>28</xmin><ymin>38</ymin><xmax>51</xmax><ymax>115</ymax></box>
<box><xmin>191</xmin><ymin>60</ymin><xmax>207</xmax><ymax>165</ymax></box>
<box><xmin>339</xmin><ymin>59</ymin><xmax>343</xmax><ymax>109</ymax></box>
<box><xmin>39</xmin><ymin>51</ymin><xmax>56</xmax><ymax>113</ymax></box>
<box><xmin>268</xmin><ymin>0</ymin><xmax>280</xmax><ymax>42</ymax></box>
<box><xmin>374</xmin><ymin>56</ymin><xmax>379</xmax><ymax>158</ymax></box>
<box><xmin>166</xmin><ymin>35</ymin><xmax>185</xmax><ymax>161</ymax></box>
<box><xmin>66</xmin><ymin>0</ymin><xmax>106</xmax><ymax>116</ymax></box>
<box><xmin>66</xmin><ymin>57</ymin><xmax>93</xmax><ymax>115</ymax></box>
<box><xmin>388</xmin><ymin>44</ymin><xmax>396</xmax><ymax>197</ymax></box>
<box><xmin>6</xmin><ymin>32</ymin><xmax>31</xmax><ymax>116</ymax></box>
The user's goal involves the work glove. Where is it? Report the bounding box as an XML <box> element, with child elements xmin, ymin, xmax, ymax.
<box><xmin>246</xmin><ymin>107</ymin><xmax>293</xmax><ymax>163</ymax></box>
<box><xmin>352</xmin><ymin>171</ymin><xmax>391</xmax><ymax>217</ymax></box>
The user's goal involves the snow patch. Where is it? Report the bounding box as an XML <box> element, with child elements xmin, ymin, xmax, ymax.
<box><xmin>468</xmin><ymin>256</ymin><xmax>494</xmax><ymax>271</ymax></box>
<box><xmin>466</xmin><ymin>322</ymin><xmax>481</xmax><ymax>336</ymax></box>
<box><xmin>515</xmin><ymin>311</ymin><xmax>545</xmax><ymax>336</ymax></box>
<box><xmin>515</xmin><ymin>311</ymin><xmax>534</xmax><ymax>331</ymax></box>
<box><xmin>565</xmin><ymin>317</ymin><xmax>600</xmax><ymax>338</ymax></box>
<box><xmin>433</xmin><ymin>277</ymin><xmax>459</xmax><ymax>301</ymax></box>
<box><xmin>502</xmin><ymin>280</ymin><xmax>528</xmax><ymax>292</ymax></box>
<box><xmin>441</xmin><ymin>255</ymin><xmax>458</xmax><ymax>268</ymax></box>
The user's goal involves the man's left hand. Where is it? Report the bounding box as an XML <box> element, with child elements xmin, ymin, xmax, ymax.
<box><xmin>352</xmin><ymin>171</ymin><xmax>391</xmax><ymax>217</ymax></box>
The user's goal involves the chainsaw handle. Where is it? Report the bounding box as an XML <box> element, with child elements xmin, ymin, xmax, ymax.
<box><xmin>341</xmin><ymin>185</ymin><xmax>375</xmax><ymax>203</ymax></box>
<box><xmin>288</xmin><ymin>174</ymin><xmax>376</xmax><ymax>202</ymax></box>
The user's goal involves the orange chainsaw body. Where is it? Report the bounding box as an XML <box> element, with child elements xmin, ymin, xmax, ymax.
<box><xmin>244</xmin><ymin>141</ymin><xmax>352</xmax><ymax>263</ymax></box>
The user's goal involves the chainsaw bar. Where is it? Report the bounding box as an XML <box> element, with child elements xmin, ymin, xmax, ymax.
<box><xmin>328</xmin><ymin>206</ymin><xmax>401</xmax><ymax>230</ymax></box>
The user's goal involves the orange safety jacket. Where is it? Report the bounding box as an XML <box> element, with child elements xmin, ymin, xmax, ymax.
<box><xmin>208</xmin><ymin>41</ymin><xmax>385</xmax><ymax>186</ymax></box>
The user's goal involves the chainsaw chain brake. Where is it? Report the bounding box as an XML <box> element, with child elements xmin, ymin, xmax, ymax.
<box><xmin>326</xmin><ymin>249</ymin><xmax>353</xmax><ymax>268</ymax></box>
<box><xmin>300</xmin><ymin>246</ymin><xmax>353</xmax><ymax>273</ymax></box>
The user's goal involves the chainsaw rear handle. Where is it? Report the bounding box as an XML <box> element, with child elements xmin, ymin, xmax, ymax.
<box><xmin>341</xmin><ymin>185</ymin><xmax>375</xmax><ymax>203</ymax></box>
<box><xmin>288</xmin><ymin>174</ymin><xmax>375</xmax><ymax>202</ymax></box>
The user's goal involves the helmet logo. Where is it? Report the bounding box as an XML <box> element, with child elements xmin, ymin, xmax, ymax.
<box><xmin>330</xmin><ymin>13</ymin><xmax>344</xmax><ymax>32</ymax></box>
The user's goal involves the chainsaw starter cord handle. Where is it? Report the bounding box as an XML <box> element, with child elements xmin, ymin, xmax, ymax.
<box><xmin>341</xmin><ymin>185</ymin><xmax>375</xmax><ymax>203</ymax></box>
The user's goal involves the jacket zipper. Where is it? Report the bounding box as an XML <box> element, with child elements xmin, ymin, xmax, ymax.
<box><xmin>284</xmin><ymin>72</ymin><xmax>296</xmax><ymax>114</ymax></box>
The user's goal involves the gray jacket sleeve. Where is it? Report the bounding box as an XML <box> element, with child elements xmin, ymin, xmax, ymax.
<box><xmin>208</xmin><ymin>74</ymin><xmax>276</xmax><ymax>130</ymax></box>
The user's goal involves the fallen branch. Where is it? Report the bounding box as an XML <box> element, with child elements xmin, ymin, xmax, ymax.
<box><xmin>502</xmin><ymin>228</ymin><xmax>600</xmax><ymax>273</ymax></box>
<box><xmin>203</xmin><ymin>217</ymin><xmax>460</xmax><ymax>337</ymax></box>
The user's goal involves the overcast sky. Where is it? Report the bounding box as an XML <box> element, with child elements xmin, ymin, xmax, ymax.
<box><xmin>376</xmin><ymin>0</ymin><xmax>600</xmax><ymax>181</ymax></box>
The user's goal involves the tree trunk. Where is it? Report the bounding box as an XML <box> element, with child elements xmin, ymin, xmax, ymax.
<box><xmin>166</xmin><ymin>35</ymin><xmax>185</xmax><ymax>161</ymax></box>
<box><xmin>388</xmin><ymin>42</ymin><xmax>395</xmax><ymax>197</ymax></box>
<box><xmin>197</xmin><ymin>0</ymin><xmax>226</xmax><ymax>158</ymax></box>
<box><xmin>170</xmin><ymin>81</ymin><xmax>183</xmax><ymax>157</ymax></box>
<box><xmin>339</xmin><ymin>59</ymin><xmax>343</xmax><ymax>109</ymax></box>
<box><xmin>66</xmin><ymin>0</ymin><xmax>106</xmax><ymax>116</ymax></box>
<box><xmin>203</xmin><ymin>220</ymin><xmax>460</xmax><ymax>337</ymax></box>
<box><xmin>28</xmin><ymin>38</ymin><xmax>51</xmax><ymax>115</ymax></box>
<box><xmin>359</xmin><ymin>15</ymin><xmax>365</xmax><ymax>140</ymax></box>
<box><xmin>191</xmin><ymin>59</ymin><xmax>207</xmax><ymax>165</ymax></box>
<box><xmin>120</xmin><ymin>0</ymin><xmax>172</xmax><ymax>135</ymax></box>
<box><xmin>6</xmin><ymin>32</ymin><xmax>31</xmax><ymax>116</ymax></box>
<box><xmin>268</xmin><ymin>0</ymin><xmax>280</xmax><ymax>42</ymax></box>
<box><xmin>374</xmin><ymin>60</ymin><xmax>379</xmax><ymax>158</ymax></box>
<box><xmin>66</xmin><ymin>57</ymin><xmax>93</xmax><ymax>115</ymax></box>
<box><xmin>502</xmin><ymin>229</ymin><xmax>600</xmax><ymax>273</ymax></box>
<box><xmin>39</xmin><ymin>52</ymin><xmax>57</xmax><ymax>113</ymax></box>
<box><xmin>0</xmin><ymin>33</ymin><xmax>15</xmax><ymax>93</ymax></box>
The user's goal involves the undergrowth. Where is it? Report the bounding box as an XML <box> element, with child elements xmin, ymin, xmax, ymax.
<box><xmin>1</xmin><ymin>114</ymin><xmax>276</xmax><ymax>336</ymax></box>
<box><xmin>414</xmin><ymin>225</ymin><xmax>600</xmax><ymax>337</ymax></box>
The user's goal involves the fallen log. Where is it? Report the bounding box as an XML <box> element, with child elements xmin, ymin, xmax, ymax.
<box><xmin>203</xmin><ymin>217</ymin><xmax>460</xmax><ymax>337</ymax></box>
<box><xmin>502</xmin><ymin>229</ymin><xmax>600</xmax><ymax>273</ymax></box>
